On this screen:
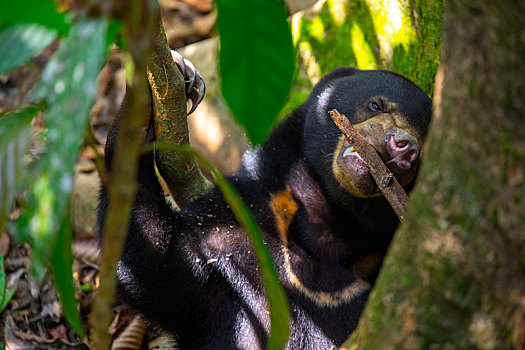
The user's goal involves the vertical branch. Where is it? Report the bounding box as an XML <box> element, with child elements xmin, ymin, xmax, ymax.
<box><xmin>147</xmin><ymin>19</ymin><xmax>212</xmax><ymax>206</ymax></box>
<box><xmin>90</xmin><ymin>1</ymin><xmax>157</xmax><ymax>349</ymax></box>
<box><xmin>92</xmin><ymin>1</ymin><xmax>214</xmax><ymax>346</ymax></box>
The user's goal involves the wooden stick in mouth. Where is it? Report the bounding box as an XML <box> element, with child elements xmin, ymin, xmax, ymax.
<box><xmin>329</xmin><ymin>109</ymin><xmax>409</xmax><ymax>220</ymax></box>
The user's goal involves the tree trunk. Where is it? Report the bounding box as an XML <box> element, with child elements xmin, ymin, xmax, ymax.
<box><xmin>343</xmin><ymin>0</ymin><xmax>525</xmax><ymax>348</ymax></box>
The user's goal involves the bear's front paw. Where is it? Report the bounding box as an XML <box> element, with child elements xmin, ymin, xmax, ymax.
<box><xmin>170</xmin><ymin>50</ymin><xmax>206</xmax><ymax>115</ymax></box>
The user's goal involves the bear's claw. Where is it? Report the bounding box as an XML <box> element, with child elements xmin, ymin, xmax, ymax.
<box><xmin>170</xmin><ymin>50</ymin><xmax>206</xmax><ymax>115</ymax></box>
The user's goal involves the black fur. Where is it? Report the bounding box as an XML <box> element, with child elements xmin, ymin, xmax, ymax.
<box><xmin>97</xmin><ymin>68</ymin><xmax>432</xmax><ymax>349</ymax></box>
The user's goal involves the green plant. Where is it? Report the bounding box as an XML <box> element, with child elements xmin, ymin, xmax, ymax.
<box><xmin>0</xmin><ymin>0</ymin><xmax>295</xmax><ymax>347</ymax></box>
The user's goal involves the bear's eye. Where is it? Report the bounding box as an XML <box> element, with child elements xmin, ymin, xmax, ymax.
<box><xmin>368</xmin><ymin>101</ymin><xmax>382</xmax><ymax>112</ymax></box>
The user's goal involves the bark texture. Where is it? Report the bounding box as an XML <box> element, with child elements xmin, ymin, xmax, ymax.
<box><xmin>344</xmin><ymin>0</ymin><xmax>525</xmax><ymax>348</ymax></box>
<box><xmin>90</xmin><ymin>1</ymin><xmax>158</xmax><ymax>349</ymax></box>
<box><xmin>147</xmin><ymin>20</ymin><xmax>212</xmax><ymax>207</ymax></box>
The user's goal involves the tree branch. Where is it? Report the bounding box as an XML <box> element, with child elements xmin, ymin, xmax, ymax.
<box><xmin>147</xmin><ymin>18</ymin><xmax>212</xmax><ymax>207</ymax></box>
<box><xmin>89</xmin><ymin>1</ymin><xmax>157</xmax><ymax>349</ymax></box>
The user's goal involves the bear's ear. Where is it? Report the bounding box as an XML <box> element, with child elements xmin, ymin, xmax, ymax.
<box><xmin>297</xmin><ymin>67</ymin><xmax>360</xmax><ymax>114</ymax></box>
<box><xmin>309</xmin><ymin>67</ymin><xmax>360</xmax><ymax>97</ymax></box>
<box><xmin>319</xmin><ymin>67</ymin><xmax>360</xmax><ymax>82</ymax></box>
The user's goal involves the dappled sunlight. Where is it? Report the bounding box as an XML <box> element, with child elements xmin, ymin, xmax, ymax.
<box><xmin>291</xmin><ymin>0</ymin><xmax>381</xmax><ymax>78</ymax></box>
<box><xmin>291</xmin><ymin>12</ymin><xmax>302</xmax><ymax>46</ymax></box>
<box><xmin>298</xmin><ymin>41</ymin><xmax>322</xmax><ymax>85</ymax></box>
<box><xmin>309</xmin><ymin>16</ymin><xmax>326</xmax><ymax>42</ymax></box>
<box><xmin>188</xmin><ymin>100</ymin><xmax>245</xmax><ymax>174</ymax></box>
<box><xmin>287</xmin><ymin>0</ymin><xmax>439</xmax><ymax>115</ymax></box>
<box><xmin>30</xmin><ymin>174</ymin><xmax>54</xmax><ymax>237</ymax></box>
<box><xmin>189</xmin><ymin>102</ymin><xmax>224</xmax><ymax>154</ymax></box>
<box><xmin>350</xmin><ymin>21</ymin><xmax>378</xmax><ymax>69</ymax></box>
<box><xmin>326</xmin><ymin>0</ymin><xmax>347</xmax><ymax>27</ymax></box>
<box><xmin>364</xmin><ymin>0</ymin><xmax>416</xmax><ymax>63</ymax></box>
<box><xmin>291</xmin><ymin>0</ymin><xmax>326</xmax><ymax>45</ymax></box>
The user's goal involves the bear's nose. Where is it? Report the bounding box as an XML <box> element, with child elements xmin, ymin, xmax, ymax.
<box><xmin>385</xmin><ymin>129</ymin><xmax>420</xmax><ymax>171</ymax></box>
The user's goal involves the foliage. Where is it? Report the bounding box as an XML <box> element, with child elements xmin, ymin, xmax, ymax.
<box><xmin>0</xmin><ymin>24</ymin><xmax>58</xmax><ymax>76</ymax></box>
<box><xmin>0</xmin><ymin>0</ymin><xmax>113</xmax><ymax>338</ymax></box>
<box><xmin>0</xmin><ymin>107</ymin><xmax>38</xmax><ymax>231</ymax></box>
<box><xmin>0</xmin><ymin>255</ymin><xmax>16</xmax><ymax>313</ymax></box>
<box><xmin>283</xmin><ymin>0</ymin><xmax>442</xmax><ymax>117</ymax></box>
<box><xmin>0</xmin><ymin>0</ymin><xmax>69</xmax><ymax>34</ymax></box>
<box><xmin>0</xmin><ymin>107</ymin><xmax>37</xmax><ymax>321</ymax></box>
<box><xmin>0</xmin><ymin>0</ymin><xmax>444</xmax><ymax>348</ymax></box>
<box><xmin>216</xmin><ymin>0</ymin><xmax>296</xmax><ymax>145</ymax></box>
<box><xmin>0</xmin><ymin>0</ymin><xmax>295</xmax><ymax>345</ymax></box>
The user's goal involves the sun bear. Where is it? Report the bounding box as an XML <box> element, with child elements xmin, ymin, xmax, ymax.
<box><xmin>98</xmin><ymin>66</ymin><xmax>432</xmax><ymax>349</ymax></box>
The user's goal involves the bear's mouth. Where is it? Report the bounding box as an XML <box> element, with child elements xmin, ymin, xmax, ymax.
<box><xmin>334</xmin><ymin>139</ymin><xmax>377</xmax><ymax>197</ymax></box>
<box><xmin>340</xmin><ymin>144</ymin><xmax>369</xmax><ymax>176</ymax></box>
<box><xmin>333</xmin><ymin>130</ymin><xmax>421</xmax><ymax>198</ymax></box>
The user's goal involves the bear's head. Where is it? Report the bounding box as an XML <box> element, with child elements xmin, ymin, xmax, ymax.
<box><xmin>302</xmin><ymin>68</ymin><xmax>432</xmax><ymax>203</ymax></box>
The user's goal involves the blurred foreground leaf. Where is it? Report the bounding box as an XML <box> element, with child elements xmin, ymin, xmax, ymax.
<box><xmin>0</xmin><ymin>254</ymin><xmax>15</xmax><ymax>313</ymax></box>
<box><xmin>216</xmin><ymin>0</ymin><xmax>295</xmax><ymax>145</ymax></box>
<box><xmin>0</xmin><ymin>287</ymin><xmax>16</xmax><ymax>312</ymax></box>
<box><xmin>0</xmin><ymin>0</ymin><xmax>69</xmax><ymax>35</ymax></box>
<box><xmin>13</xmin><ymin>17</ymin><xmax>111</xmax><ymax>338</ymax></box>
<box><xmin>51</xmin><ymin>214</ymin><xmax>83</xmax><ymax>336</ymax></box>
<box><xmin>179</xmin><ymin>146</ymin><xmax>291</xmax><ymax>350</ymax></box>
<box><xmin>0</xmin><ymin>255</ymin><xmax>4</xmax><ymax>310</ymax></box>
<box><xmin>0</xmin><ymin>107</ymin><xmax>41</xmax><ymax>231</ymax></box>
<box><xmin>0</xmin><ymin>24</ymin><xmax>57</xmax><ymax>76</ymax></box>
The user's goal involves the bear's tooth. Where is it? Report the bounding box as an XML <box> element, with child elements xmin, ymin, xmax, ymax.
<box><xmin>342</xmin><ymin>147</ymin><xmax>358</xmax><ymax>158</ymax></box>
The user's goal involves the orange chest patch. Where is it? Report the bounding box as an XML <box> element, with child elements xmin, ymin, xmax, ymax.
<box><xmin>269</xmin><ymin>187</ymin><xmax>299</xmax><ymax>241</ymax></box>
<box><xmin>268</xmin><ymin>187</ymin><xmax>370</xmax><ymax>307</ymax></box>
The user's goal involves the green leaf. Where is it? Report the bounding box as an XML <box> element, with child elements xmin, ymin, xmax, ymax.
<box><xmin>0</xmin><ymin>252</ymin><xmax>15</xmax><ymax>312</ymax></box>
<box><xmin>0</xmin><ymin>0</ymin><xmax>69</xmax><ymax>35</ymax></box>
<box><xmin>13</xmin><ymin>17</ymin><xmax>111</xmax><ymax>336</ymax></box>
<box><xmin>0</xmin><ymin>288</ymin><xmax>16</xmax><ymax>312</ymax></box>
<box><xmin>51</xmin><ymin>213</ymin><xmax>85</xmax><ymax>337</ymax></box>
<box><xmin>181</xmin><ymin>146</ymin><xmax>291</xmax><ymax>350</ymax></box>
<box><xmin>0</xmin><ymin>254</ymin><xmax>6</xmax><ymax>309</ymax></box>
<box><xmin>0</xmin><ymin>106</ymin><xmax>41</xmax><ymax>232</ymax></box>
<box><xmin>216</xmin><ymin>0</ymin><xmax>295</xmax><ymax>145</ymax></box>
<box><xmin>0</xmin><ymin>24</ymin><xmax>57</xmax><ymax>76</ymax></box>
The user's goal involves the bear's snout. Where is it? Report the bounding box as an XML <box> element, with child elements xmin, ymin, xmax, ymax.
<box><xmin>385</xmin><ymin>129</ymin><xmax>420</xmax><ymax>171</ymax></box>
